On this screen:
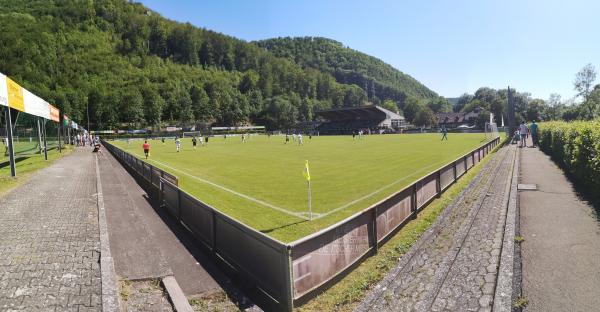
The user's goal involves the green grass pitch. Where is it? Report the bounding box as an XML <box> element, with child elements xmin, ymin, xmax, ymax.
<box><xmin>109</xmin><ymin>133</ymin><xmax>493</xmax><ymax>242</ymax></box>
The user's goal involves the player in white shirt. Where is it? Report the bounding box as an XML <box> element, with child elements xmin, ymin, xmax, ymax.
<box><xmin>175</xmin><ymin>137</ymin><xmax>181</xmax><ymax>152</ymax></box>
<box><xmin>298</xmin><ymin>134</ymin><xmax>303</xmax><ymax>145</ymax></box>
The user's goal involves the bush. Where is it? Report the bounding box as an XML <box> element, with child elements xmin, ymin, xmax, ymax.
<box><xmin>538</xmin><ymin>120</ymin><xmax>600</xmax><ymax>198</ymax></box>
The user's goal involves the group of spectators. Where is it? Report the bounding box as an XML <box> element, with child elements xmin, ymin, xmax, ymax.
<box><xmin>513</xmin><ymin>121</ymin><xmax>538</xmax><ymax>148</ymax></box>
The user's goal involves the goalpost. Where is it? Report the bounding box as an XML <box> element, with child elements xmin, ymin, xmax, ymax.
<box><xmin>182</xmin><ymin>131</ymin><xmax>203</xmax><ymax>138</ymax></box>
<box><xmin>485</xmin><ymin>122</ymin><xmax>500</xmax><ymax>140</ymax></box>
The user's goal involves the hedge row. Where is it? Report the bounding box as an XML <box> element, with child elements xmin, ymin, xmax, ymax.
<box><xmin>538</xmin><ymin>120</ymin><xmax>600</xmax><ymax>196</ymax></box>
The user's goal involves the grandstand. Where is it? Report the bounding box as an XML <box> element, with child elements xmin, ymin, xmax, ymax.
<box><xmin>315</xmin><ymin>105</ymin><xmax>406</xmax><ymax>135</ymax></box>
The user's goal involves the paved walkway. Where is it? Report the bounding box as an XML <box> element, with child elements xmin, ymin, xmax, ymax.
<box><xmin>357</xmin><ymin>145</ymin><xmax>517</xmax><ymax>312</ymax></box>
<box><xmin>0</xmin><ymin>149</ymin><xmax>102</xmax><ymax>311</ymax></box>
<box><xmin>520</xmin><ymin>141</ymin><xmax>600</xmax><ymax>311</ymax></box>
<box><xmin>97</xmin><ymin>147</ymin><xmax>237</xmax><ymax>300</ymax></box>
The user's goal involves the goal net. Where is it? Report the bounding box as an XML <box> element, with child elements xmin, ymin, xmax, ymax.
<box><xmin>485</xmin><ymin>122</ymin><xmax>500</xmax><ymax>140</ymax></box>
<box><xmin>182</xmin><ymin>131</ymin><xmax>204</xmax><ymax>138</ymax></box>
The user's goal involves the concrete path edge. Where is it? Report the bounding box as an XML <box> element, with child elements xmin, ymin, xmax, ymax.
<box><xmin>493</xmin><ymin>147</ymin><xmax>520</xmax><ymax>311</ymax></box>
<box><xmin>162</xmin><ymin>276</ymin><xmax>194</xmax><ymax>312</ymax></box>
<box><xmin>96</xmin><ymin>155</ymin><xmax>120</xmax><ymax>312</ymax></box>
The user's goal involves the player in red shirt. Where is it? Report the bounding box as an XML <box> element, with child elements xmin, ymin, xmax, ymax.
<box><xmin>142</xmin><ymin>140</ymin><xmax>150</xmax><ymax>159</ymax></box>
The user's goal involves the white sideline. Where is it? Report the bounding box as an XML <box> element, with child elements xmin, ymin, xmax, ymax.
<box><xmin>318</xmin><ymin>160</ymin><xmax>447</xmax><ymax>219</ymax></box>
<box><xmin>127</xmin><ymin>150</ymin><xmax>308</xmax><ymax>220</ymax></box>
<box><xmin>123</xmin><ymin>149</ymin><xmax>462</xmax><ymax>221</ymax></box>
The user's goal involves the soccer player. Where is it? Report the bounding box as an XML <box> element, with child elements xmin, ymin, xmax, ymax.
<box><xmin>441</xmin><ymin>126</ymin><xmax>448</xmax><ymax>140</ymax></box>
<box><xmin>142</xmin><ymin>140</ymin><xmax>150</xmax><ymax>159</ymax></box>
<box><xmin>204</xmin><ymin>135</ymin><xmax>209</xmax><ymax>146</ymax></box>
<box><xmin>298</xmin><ymin>134</ymin><xmax>303</xmax><ymax>145</ymax></box>
<box><xmin>175</xmin><ymin>137</ymin><xmax>181</xmax><ymax>152</ymax></box>
<box><xmin>192</xmin><ymin>136</ymin><xmax>197</xmax><ymax>150</ymax></box>
<box><xmin>285</xmin><ymin>134</ymin><xmax>290</xmax><ymax>144</ymax></box>
<box><xmin>292</xmin><ymin>133</ymin><xmax>297</xmax><ymax>143</ymax></box>
<box><xmin>241</xmin><ymin>133</ymin><xmax>246</xmax><ymax>143</ymax></box>
<box><xmin>161</xmin><ymin>137</ymin><xmax>165</xmax><ymax>144</ymax></box>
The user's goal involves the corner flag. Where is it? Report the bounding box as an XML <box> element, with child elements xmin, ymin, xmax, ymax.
<box><xmin>303</xmin><ymin>160</ymin><xmax>312</xmax><ymax>220</ymax></box>
<box><xmin>303</xmin><ymin>160</ymin><xmax>311</xmax><ymax>181</ymax></box>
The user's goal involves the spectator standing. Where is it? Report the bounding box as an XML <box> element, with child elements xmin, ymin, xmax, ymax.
<box><xmin>530</xmin><ymin>120</ymin><xmax>539</xmax><ymax>147</ymax></box>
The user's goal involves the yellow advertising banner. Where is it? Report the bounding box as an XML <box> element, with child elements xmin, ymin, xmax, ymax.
<box><xmin>6</xmin><ymin>77</ymin><xmax>25</xmax><ymax>112</ymax></box>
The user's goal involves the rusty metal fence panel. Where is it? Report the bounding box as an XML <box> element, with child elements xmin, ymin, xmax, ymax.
<box><xmin>290</xmin><ymin>210</ymin><xmax>374</xmax><ymax>300</ymax></box>
<box><xmin>416</xmin><ymin>172</ymin><xmax>438</xmax><ymax>209</ymax></box>
<box><xmin>440</xmin><ymin>164</ymin><xmax>455</xmax><ymax>191</ymax></box>
<box><xmin>375</xmin><ymin>188</ymin><xmax>413</xmax><ymax>243</ymax></box>
<box><xmin>455</xmin><ymin>158</ymin><xmax>466</xmax><ymax>177</ymax></box>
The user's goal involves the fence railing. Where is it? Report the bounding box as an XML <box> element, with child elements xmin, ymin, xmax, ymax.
<box><xmin>102</xmin><ymin>136</ymin><xmax>500</xmax><ymax>311</ymax></box>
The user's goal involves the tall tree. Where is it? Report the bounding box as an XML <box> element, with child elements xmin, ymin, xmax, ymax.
<box><xmin>413</xmin><ymin>107</ymin><xmax>436</xmax><ymax>128</ymax></box>
<box><xmin>546</xmin><ymin>93</ymin><xmax>562</xmax><ymax>120</ymax></box>
<box><xmin>574</xmin><ymin>63</ymin><xmax>597</xmax><ymax>102</ymax></box>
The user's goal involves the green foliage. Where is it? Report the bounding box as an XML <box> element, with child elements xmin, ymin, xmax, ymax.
<box><xmin>413</xmin><ymin>107</ymin><xmax>436</xmax><ymax>128</ymax></box>
<box><xmin>539</xmin><ymin>120</ymin><xmax>600</xmax><ymax>200</ymax></box>
<box><xmin>403</xmin><ymin>96</ymin><xmax>424</xmax><ymax>123</ymax></box>
<box><xmin>255</xmin><ymin>37</ymin><xmax>438</xmax><ymax>106</ymax></box>
<box><xmin>0</xmin><ymin>0</ymin><xmax>425</xmax><ymax>130</ymax></box>
<box><xmin>381</xmin><ymin>99</ymin><xmax>400</xmax><ymax>113</ymax></box>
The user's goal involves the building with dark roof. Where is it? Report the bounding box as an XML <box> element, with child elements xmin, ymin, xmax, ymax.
<box><xmin>435</xmin><ymin>107</ymin><xmax>483</xmax><ymax>128</ymax></box>
<box><xmin>315</xmin><ymin>105</ymin><xmax>406</xmax><ymax>135</ymax></box>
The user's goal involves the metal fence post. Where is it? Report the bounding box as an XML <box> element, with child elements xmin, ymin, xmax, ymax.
<box><xmin>177</xmin><ymin>188</ymin><xmax>182</xmax><ymax>222</ymax></box>
<box><xmin>436</xmin><ymin>170</ymin><xmax>442</xmax><ymax>197</ymax></box>
<box><xmin>411</xmin><ymin>183</ymin><xmax>418</xmax><ymax>218</ymax></box>
<box><xmin>211</xmin><ymin>210</ymin><xmax>217</xmax><ymax>254</ymax></box>
<box><xmin>372</xmin><ymin>206</ymin><xmax>378</xmax><ymax>253</ymax></box>
<box><xmin>284</xmin><ymin>246</ymin><xmax>294</xmax><ymax>312</ymax></box>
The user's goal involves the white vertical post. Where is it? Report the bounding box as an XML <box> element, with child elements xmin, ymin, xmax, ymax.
<box><xmin>308</xmin><ymin>180</ymin><xmax>312</xmax><ymax>220</ymax></box>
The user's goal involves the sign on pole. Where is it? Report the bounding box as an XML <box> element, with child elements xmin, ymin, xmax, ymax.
<box><xmin>6</xmin><ymin>77</ymin><xmax>24</xmax><ymax>112</ymax></box>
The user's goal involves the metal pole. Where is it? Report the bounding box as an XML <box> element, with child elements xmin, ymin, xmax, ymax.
<box><xmin>4</xmin><ymin>106</ymin><xmax>16</xmax><ymax>177</ymax></box>
<box><xmin>37</xmin><ymin>118</ymin><xmax>43</xmax><ymax>154</ymax></box>
<box><xmin>42</xmin><ymin>118</ymin><xmax>48</xmax><ymax>161</ymax></box>
<box><xmin>308</xmin><ymin>180</ymin><xmax>312</xmax><ymax>220</ymax></box>
<box><xmin>57</xmin><ymin>114</ymin><xmax>62</xmax><ymax>153</ymax></box>
<box><xmin>87</xmin><ymin>102</ymin><xmax>90</xmax><ymax>134</ymax></box>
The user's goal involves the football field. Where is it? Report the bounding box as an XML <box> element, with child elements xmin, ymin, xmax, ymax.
<box><xmin>110</xmin><ymin>133</ymin><xmax>494</xmax><ymax>242</ymax></box>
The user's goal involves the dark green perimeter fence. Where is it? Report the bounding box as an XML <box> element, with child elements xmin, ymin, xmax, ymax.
<box><xmin>102</xmin><ymin>136</ymin><xmax>501</xmax><ymax>311</ymax></box>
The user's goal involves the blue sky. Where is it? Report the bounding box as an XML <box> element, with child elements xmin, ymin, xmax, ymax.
<box><xmin>139</xmin><ymin>0</ymin><xmax>600</xmax><ymax>101</ymax></box>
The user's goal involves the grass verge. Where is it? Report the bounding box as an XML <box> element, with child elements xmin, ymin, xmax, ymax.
<box><xmin>0</xmin><ymin>146</ymin><xmax>72</xmax><ymax>197</ymax></box>
<box><xmin>296</xmin><ymin>145</ymin><xmax>500</xmax><ymax>312</ymax></box>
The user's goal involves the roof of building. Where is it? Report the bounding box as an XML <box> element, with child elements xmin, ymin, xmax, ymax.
<box><xmin>315</xmin><ymin>105</ymin><xmax>404</xmax><ymax>121</ymax></box>
<box><xmin>435</xmin><ymin>112</ymin><xmax>466</xmax><ymax>124</ymax></box>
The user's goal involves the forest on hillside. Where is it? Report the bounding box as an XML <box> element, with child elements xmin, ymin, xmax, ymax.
<box><xmin>0</xmin><ymin>0</ymin><xmax>440</xmax><ymax>131</ymax></box>
<box><xmin>256</xmin><ymin>37</ymin><xmax>438</xmax><ymax>103</ymax></box>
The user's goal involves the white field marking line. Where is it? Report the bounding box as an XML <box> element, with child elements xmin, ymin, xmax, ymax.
<box><xmin>316</xmin><ymin>160</ymin><xmax>449</xmax><ymax>219</ymax></box>
<box><xmin>126</xmin><ymin>150</ymin><xmax>307</xmax><ymax>220</ymax></box>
